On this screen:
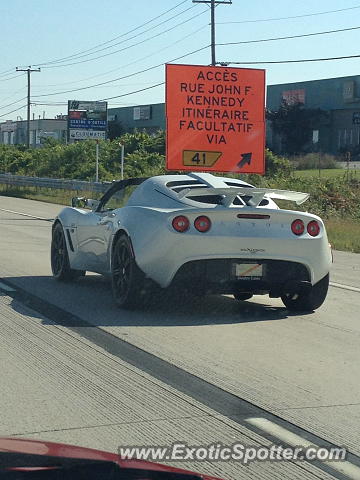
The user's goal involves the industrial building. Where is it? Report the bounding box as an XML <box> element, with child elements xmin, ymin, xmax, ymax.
<box><xmin>0</xmin><ymin>118</ymin><xmax>67</xmax><ymax>146</ymax></box>
<box><xmin>108</xmin><ymin>103</ymin><xmax>165</xmax><ymax>134</ymax></box>
<box><xmin>266</xmin><ymin>75</ymin><xmax>360</xmax><ymax>154</ymax></box>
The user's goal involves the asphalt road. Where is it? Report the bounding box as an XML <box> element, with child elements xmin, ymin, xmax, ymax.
<box><xmin>1</xmin><ymin>196</ymin><xmax>360</xmax><ymax>480</ymax></box>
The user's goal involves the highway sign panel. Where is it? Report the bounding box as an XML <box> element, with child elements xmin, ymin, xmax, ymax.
<box><xmin>166</xmin><ymin>64</ymin><xmax>265</xmax><ymax>174</ymax></box>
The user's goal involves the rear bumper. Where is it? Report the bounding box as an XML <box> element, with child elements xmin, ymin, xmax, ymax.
<box><xmin>169</xmin><ymin>258</ymin><xmax>314</xmax><ymax>296</ymax></box>
<box><xmin>134</xmin><ymin>235</ymin><xmax>332</xmax><ymax>288</ymax></box>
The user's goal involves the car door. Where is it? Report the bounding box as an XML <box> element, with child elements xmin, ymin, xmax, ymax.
<box><xmin>75</xmin><ymin>181</ymin><xmax>143</xmax><ymax>274</ymax></box>
<box><xmin>76</xmin><ymin>209</ymin><xmax>116</xmax><ymax>274</ymax></box>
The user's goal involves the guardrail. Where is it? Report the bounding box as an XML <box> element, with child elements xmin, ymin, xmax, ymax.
<box><xmin>0</xmin><ymin>173</ymin><xmax>112</xmax><ymax>193</ymax></box>
<box><xmin>338</xmin><ymin>161</ymin><xmax>360</xmax><ymax>169</ymax></box>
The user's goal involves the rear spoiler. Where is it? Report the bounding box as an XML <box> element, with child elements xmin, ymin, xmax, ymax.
<box><xmin>177</xmin><ymin>187</ymin><xmax>309</xmax><ymax>207</ymax></box>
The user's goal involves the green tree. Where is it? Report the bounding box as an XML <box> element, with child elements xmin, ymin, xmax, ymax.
<box><xmin>107</xmin><ymin>120</ymin><xmax>124</xmax><ymax>140</ymax></box>
<box><xmin>266</xmin><ymin>102</ymin><xmax>328</xmax><ymax>155</ymax></box>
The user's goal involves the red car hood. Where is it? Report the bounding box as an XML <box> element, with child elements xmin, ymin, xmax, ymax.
<box><xmin>0</xmin><ymin>437</ymin><xmax>223</xmax><ymax>480</ymax></box>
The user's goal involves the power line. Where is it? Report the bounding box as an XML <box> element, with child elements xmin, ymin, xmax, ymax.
<box><xmin>36</xmin><ymin>4</ymin><xmax>199</xmax><ymax>68</ymax></box>
<box><xmin>0</xmin><ymin>73</ymin><xmax>24</xmax><ymax>83</ymax></box>
<box><xmin>0</xmin><ymin>104</ymin><xmax>27</xmax><ymax>119</ymax></box>
<box><xmin>0</xmin><ymin>87</ymin><xmax>26</xmax><ymax>104</ymax></box>
<box><xmin>217</xmin><ymin>4</ymin><xmax>360</xmax><ymax>24</ymax></box>
<box><xmin>32</xmin><ymin>24</ymin><xmax>208</xmax><ymax>89</ymax></box>
<box><xmin>40</xmin><ymin>9</ymin><xmax>208</xmax><ymax>69</ymax></box>
<box><xmin>0</xmin><ymin>68</ymin><xmax>14</xmax><ymax>76</ymax></box>
<box><xmin>217</xmin><ymin>25</ymin><xmax>360</xmax><ymax>46</ymax></box>
<box><xmin>31</xmin><ymin>44</ymin><xmax>209</xmax><ymax>98</ymax></box>
<box><xmin>219</xmin><ymin>53</ymin><xmax>360</xmax><ymax>65</ymax></box>
<box><xmin>98</xmin><ymin>82</ymin><xmax>165</xmax><ymax>102</ymax></box>
<box><xmin>32</xmin><ymin>0</ymin><xmax>189</xmax><ymax>67</ymax></box>
<box><xmin>0</xmin><ymin>96</ymin><xmax>27</xmax><ymax>111</ymax></box>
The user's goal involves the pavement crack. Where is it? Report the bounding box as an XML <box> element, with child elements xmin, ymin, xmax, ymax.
<box><xmin>275</xmin><ymin>402</ymin><xmax>360</xmax><ymax>411</ymax></box>
<box><xmin>8</xmin><ymin>412</ymin><xmax>215</xmax><ymax>437</ymax></box>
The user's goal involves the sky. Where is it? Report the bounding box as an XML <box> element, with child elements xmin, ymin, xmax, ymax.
<box><xmin>0</xmin><ymin>0</ymin><xmax>360</xmax><ymax>121</ymax></box>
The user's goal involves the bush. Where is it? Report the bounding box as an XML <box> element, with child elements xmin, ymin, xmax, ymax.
<box><xmin>293</xmin><ymin>153</ymin><xmax>338</xmax><ymax>170</ymax></box>
<box><xmin>0</xmin><ymin>130</ymin><xmax>166</xmax><ymax>181</ymax></box>
<box><xmin>265</xmin><ymin>149</ymin><xmax>293</xmax><ymax>177</ymax></box>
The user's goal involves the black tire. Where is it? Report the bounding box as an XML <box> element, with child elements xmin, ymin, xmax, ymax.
<box><xmin>111</xmin><ymin>234</ymin><xmax>145</xmax><ymax>308</ymax></box>
<box><xmin>51</xmin><ymin>223</ymin><xmax>85</xmax><ymax>281</ymax></box>
<box><xmin>233</xmin><ymin>292</ymin><xmax>253</xmax><ymax>301</ymax></box>
<box><xmin>281</xmin><ymin>274</ymin><xmax>329</xmax><ymax>311</ymax></box>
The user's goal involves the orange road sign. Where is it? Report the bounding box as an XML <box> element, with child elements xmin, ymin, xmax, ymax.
<box><xmin>166</xmin><ymin>64</ymin><xmax>265</xmax><ymax>174</ymax></box>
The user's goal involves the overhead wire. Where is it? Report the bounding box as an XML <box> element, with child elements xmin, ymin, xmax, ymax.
<box><xmin>0</xmin><ymin>87</ymin><xmax>26</xmax><ymax>104</ymax></box>
<box><xmin>0</xmin><ymin>104</ymin><xmax>27</xmax><ymax>119</ymax></box>
<box><xmin>217</xmin><ymin>25</ymin><xmax>360</xmax><ymax>46</ymax></box>
<box><xmin>40</xmin><ymin>8</ymin><xmax>208</xmax><ymax>69</ymax></box>
<box><xmin>217</xmin><ymin>4</ymin><xmax>360</xmax><ymax>24</ymax></box>
<box><xmin>0</xmin><ymin>69</ymin><xmax>16</xmax><ymax>78</ymax></box>
<box><xmin>32</xmin><ymin>24</ymin><xmax>208</xmax><ymax>89</ymax></box>
<box><xmin>97</xmin><ymin>82</ymin><xmax>165</xmax><ymax>102</ymax></box>
<box><xmin>32</xmin><ymin>0</ymin><xmax>189</xmax><ymax>67</ymax></box>
<box><xmin>0</xmin><ymin>97</ymin><xmax>27</xmax><ymax>111</ymax></box>
<box><xmin>220</xmin><ymin>53</ymin><xmax>360</xmax><ymax>65</ymax></box>
<box><xmin>0</xmin><ymin>73</ymin><xmax>24</xmax><ymax>83</ymax></box>
<box><xmin>35</xmin><ymin>4</ymin><xmax>199</xmax><ymax>67</ymax></box>
<box><xmin>0</xmin><ymin>1</ymin><xmax>192</xmax><ymax>80</ymax></box>
<box><xmin>31</xmin><ymin>44</ymin><xmax>209</xmax><ymax>98</ymax></box>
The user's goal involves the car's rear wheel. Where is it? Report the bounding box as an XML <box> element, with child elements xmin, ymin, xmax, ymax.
<box><xmin>51</xmin><ymin>223</ymin><xmax>85</xmax><ymax>281</ymax></box>
<box><xmin>233</xmin><ymin>292</ymin><xmax>253</xmax><ymax>301</ymax></box>
<box><xmin>281</xmin><ymin>274</ymin><xmax>329</xmax><ymax>311</ymax></box>
<box><xmin>111</xmin><ymin>234</ymin><xmax>145</xmax><ymax>308</ymax></box>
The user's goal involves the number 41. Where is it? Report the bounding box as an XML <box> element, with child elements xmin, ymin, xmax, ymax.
<box><xmin>191</xmin><ymin>152</ymin><xmax>206</xmax><ymax>164</ymax></box>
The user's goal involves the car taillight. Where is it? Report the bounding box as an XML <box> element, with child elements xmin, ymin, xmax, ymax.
<box><xmin>291</xmin><ymin>219</ymin><xmax>305</xmax><ymax>235</ymax></box>
<box><xmin>194</xmin><ymin>215</ymin><xmax>211</xmax><ymax>232</ymax></box>
<box><xmin>172</xmin><ymin>215</ymin><xmax>189</xmax><ymax>232</ymax></box>
<box><xmin>307</xmin><ymin>220</ymin><xmax>320</xmax><ymax>237</ymax></box>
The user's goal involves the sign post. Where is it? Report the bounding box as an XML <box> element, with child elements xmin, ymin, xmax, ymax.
<box><xmin>95</xmin><ymin>140</ymin><xmax>99</xmax><ymax>182</ymax></box>
<box><xmin>119</xmin><ymin>143</ymin><xmax>125</xmax><ymax>180</ymax></box>
<box><xmin>165</xmin><ymin>64</ymin><xmax>265</xmax><ymax>174</ymax></box>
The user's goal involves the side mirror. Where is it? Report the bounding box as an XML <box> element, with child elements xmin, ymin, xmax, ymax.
<box><xmin>71</xmin><ymin>197</ymin><xmax>86</xmax><ymax>208</ymax></box>
<box><xmin>71</xmin><ymin>197</ymin><xmax>99</xmax><ymax>210</ymax></box>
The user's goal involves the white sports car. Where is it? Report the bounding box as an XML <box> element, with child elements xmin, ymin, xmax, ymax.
<box><xmin>51</xmin><ymin>172</ymin><xmax>332</xmax><ymax>311</ymax></box>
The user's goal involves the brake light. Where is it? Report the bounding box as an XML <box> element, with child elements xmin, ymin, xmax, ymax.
<box><xmin>194</xmin><ymin>215</ymin><xmax>211</xmax><ymax>232</ymax></box>
<box><xmin>307</xmin><ymin>220</ymin><xmax>320</xmax><ymax>237</ymax></box>
<box><xmin>172</xmin><ymin>215</ymin><xmax>189</xmax><ymax>232</ymax></box>
<box><xmin>291</xmin><ymin>219</ymin><xmax>305</xmax><ymax>235</ymax></box>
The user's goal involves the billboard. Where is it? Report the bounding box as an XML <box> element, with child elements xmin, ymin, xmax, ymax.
<box><xmin>68</xmin><ymin>100</ymin><xmax>107</xmax><ymax>142</ymax></box>
<box><xmin>166</xmin><ymin>64</ymin><xmax>265</xmax><ymax>174</ymax></box>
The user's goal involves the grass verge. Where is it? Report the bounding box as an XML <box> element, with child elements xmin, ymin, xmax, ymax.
<box><xmin>0</xmin><ymin>184</ymin><xmax>100</xmax><ymax>206</ymax></box>
<box><xmin>324</xmin><ymin>218</ymin><xmax>360</xmax><ymax>253</ymax></box>
<box><xmin>293</xmin><ymin>168</ymin><xmax>355</xmax><ymax>179</ymax></box>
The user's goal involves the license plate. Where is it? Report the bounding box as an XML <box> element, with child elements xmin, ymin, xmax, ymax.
<box><xmin>234</xmin><ymin>263</ymin><xmax>263</xmax><ymax>279</ymax></box>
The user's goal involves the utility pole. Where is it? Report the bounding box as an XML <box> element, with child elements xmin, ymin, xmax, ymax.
<box><xmin>16</xmin><ymin>66</ymin><xmax>41</xmax><ymax>148</ymax></box>
<box><xmin>192</xmin><ymin>0</ymin><xmax>232</xmax><ymax>66</ymax></box>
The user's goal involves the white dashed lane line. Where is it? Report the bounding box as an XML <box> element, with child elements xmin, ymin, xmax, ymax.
<box><xmin>0</xmin><ymin>208</ymin><xmax>53</xmax><ymax>222</ymax></box>
<box><xmin>330</xmin><ymin>282</ymin><xmax>360</xmax><ymax>294</ymax></box>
